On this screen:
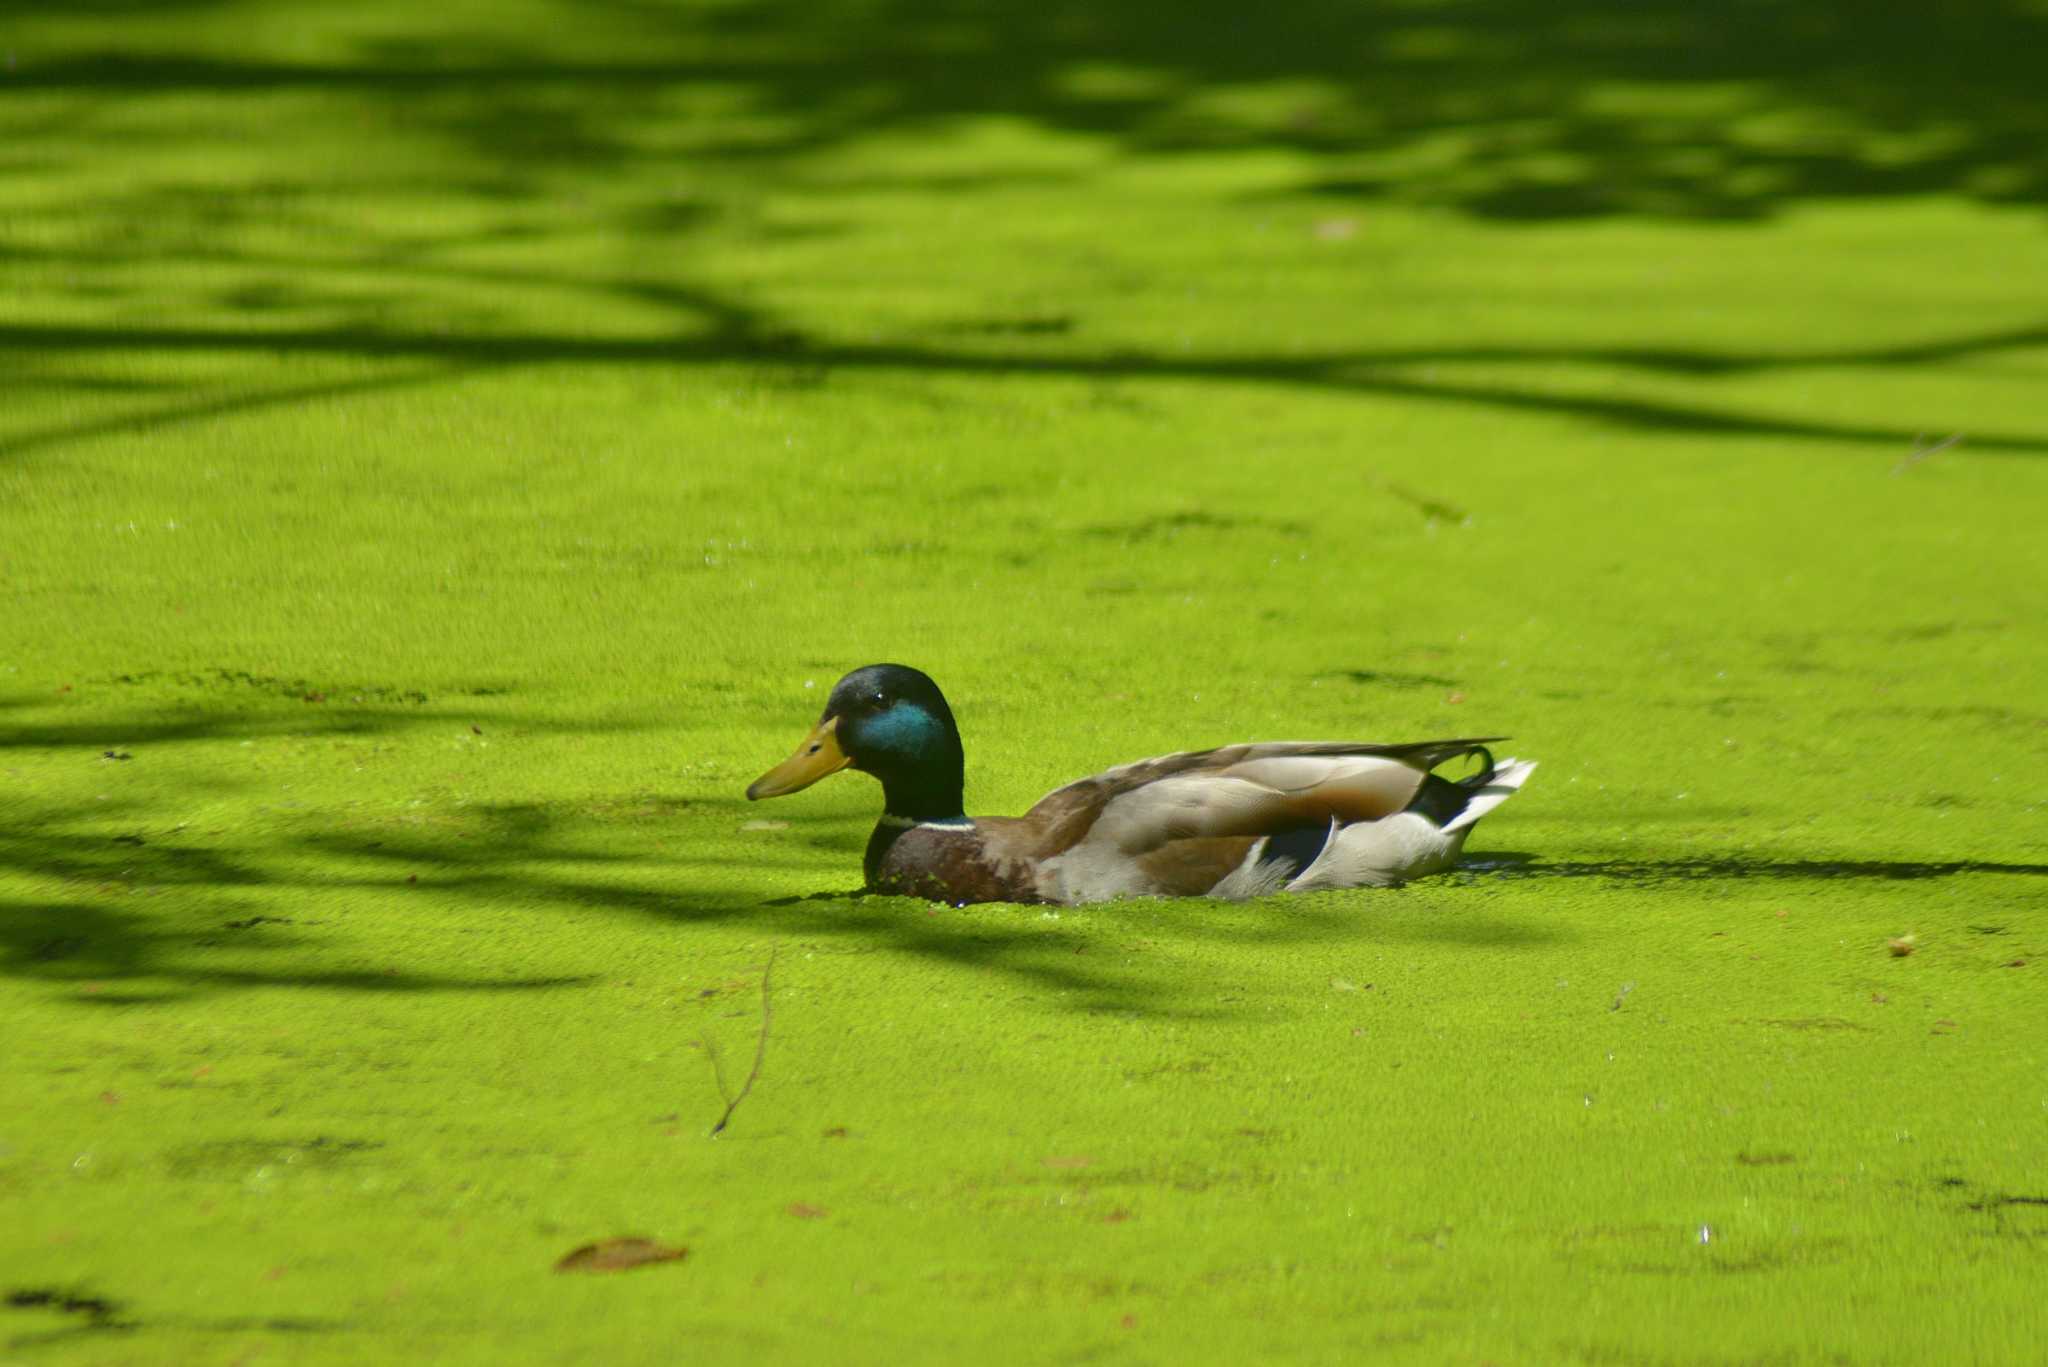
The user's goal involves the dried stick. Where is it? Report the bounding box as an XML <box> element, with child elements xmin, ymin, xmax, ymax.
<box><xmin>1893</xmin><ymin>432</ymin><xmax>1963</xmax><ymax>475</ymax></box>
<box><xmin>701</xmin><ymin>1035</ymin><xmax>733</xmax><ymax>1108</ymax></box>
<box><xmin>709</xmin><ymin>944</ymin><xmax>778</xmax><ymax>1137</ymax></box>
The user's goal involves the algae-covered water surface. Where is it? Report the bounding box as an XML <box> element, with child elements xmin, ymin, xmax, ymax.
<box><xmin>4</xmin><ymin>2</ymin><xmax>2047</xmax><ymax>1361</ymax></box>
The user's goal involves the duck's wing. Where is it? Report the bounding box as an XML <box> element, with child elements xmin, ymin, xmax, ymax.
<box><xmin>1015</xmin><ymin>737</ymin><xmax>1505</xmax><ymax>859</ymax></box>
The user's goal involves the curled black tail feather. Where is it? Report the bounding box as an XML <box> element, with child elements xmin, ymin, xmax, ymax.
<box><xmin>1384</xmin><ymin>736</ymin><xmax>1505</xmax><ymax>770</ymax></box>
<box><xmin>1457</xmin><ymin>745</ymin><xmax>1498</xmax><ymax>788</ymax></box>
<box><xmin>1404</xmin><ymin>743</ymin><xmax>1504</xmax><ymax>828</ymax></box>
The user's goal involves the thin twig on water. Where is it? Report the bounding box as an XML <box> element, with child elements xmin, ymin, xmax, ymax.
<box><xmin>709</xmin><ymin>945</ymin><xmax>778</xmax><ymax>1137</ymax></box>
<box><xmin>1893</xmin><ymin>432</ymin><xmax>1963</xmax><ymax>475</ymax></box>
<box><xmin>701</xmin><ymin>1035</ymin><xmax>732</xmax><ymax>1107</ymax></box>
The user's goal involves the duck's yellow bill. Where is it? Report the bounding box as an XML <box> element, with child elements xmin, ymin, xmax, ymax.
<box><xmin>746</xmin><ymin>716</ymin><xmax>850</xmax><ymax>799</ymax></box>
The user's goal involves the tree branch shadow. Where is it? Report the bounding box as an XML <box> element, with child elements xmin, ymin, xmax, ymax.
<box><xmin>5</xmin><ymin>314</ymin><xmax>2045</xmax><ymax>462</ymax></box>
<box><xmin>11</xmin><ymin>740</ymin><xmax>2036</xmax><ymax>1014</ymax></box>
<box><xmin>10</xmin><ymin>1</ymin><xmax>2048</xmax><ymax>218</ymax></box>
<box><xmin>9</xmin><ymin>1</ymin><xmax>2048</xmax><ymax>462</ymax></box>
<box><xmin>2</xmin><ymin>731</ymin><xmax>1569</xmax><ymax>1016</ymax></box>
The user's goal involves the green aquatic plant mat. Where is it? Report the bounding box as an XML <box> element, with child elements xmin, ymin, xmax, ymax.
<box><xmin>4</xmin><ymin>1</ymin><xmax>2047</xmax><ymax>1361</ymax></box>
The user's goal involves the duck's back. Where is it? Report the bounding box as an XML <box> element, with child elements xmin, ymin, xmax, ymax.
<box><xmin>1020</xmin><ymin>738</ymin><xmax>1532</xmax><ymax>904</ymax></box>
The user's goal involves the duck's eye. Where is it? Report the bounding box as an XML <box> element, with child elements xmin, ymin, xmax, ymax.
<box><xmin>869</xmin><ymin>691</ymin><xmax>887</xmax><ymax>708</ymax></box>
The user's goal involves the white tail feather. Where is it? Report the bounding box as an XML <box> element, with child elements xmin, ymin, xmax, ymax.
<box><xmin>1442</xmin><ymin>757</ymin><xmax>1536</xmax><ymax>835</ymax></box>
<box><xmin>1283</xmin><ymin>758</ymin><xmax>1535</xmax><ymax>893</ymax></box>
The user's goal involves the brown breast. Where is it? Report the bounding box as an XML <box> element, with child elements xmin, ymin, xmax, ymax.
<box><xmin>865</xmin><ymin>821</ymin><xmax>1047</xmax><ymax>905</ymax></box>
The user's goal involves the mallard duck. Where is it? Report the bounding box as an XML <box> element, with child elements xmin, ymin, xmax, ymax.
<box><xmin>746</xmin><ymin>664</ymin><xmax>1534</xmax><ymax>905</ymax></box>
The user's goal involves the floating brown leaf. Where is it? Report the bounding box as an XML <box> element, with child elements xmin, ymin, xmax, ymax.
<box><xmin>787</xmin><ymin>1202</ymin><xmax>828</xmax><ymax>1220</ymax></box>
<box><xmin>553</xmin><ymin>1237</ymin><xmax>690</xmax><ymax>1274</ymax></box>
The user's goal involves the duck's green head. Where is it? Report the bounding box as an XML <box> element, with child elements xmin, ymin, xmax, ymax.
<box><xmin>746</xmin><ymin>663</ymin><xmax>966</xmax><ymax>821</ymax></box>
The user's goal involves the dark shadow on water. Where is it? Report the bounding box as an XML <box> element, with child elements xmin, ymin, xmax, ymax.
<box><xmin>6</xmin><ymin>317</ymin><xmax>2046</xmax><ymax>462</ymax></box>
<box><xmin>762</xmin><ymin>887</ymin><xmax>873</xmax><ymax>907</ymax></box>
<box><xmin>0</xmin><ymin>690</ymin><xmax>641</xmax><ymax>751</ymax></box>
<box><xmin>1322</xmin><ymin>668</ymin><xmax>1462</xmax><ymax>691</ymax></box>
<box><xmin>0</xmin><ymin>695</ymin><xmax>2028</xmax><ymax>1014</ymax></box>
<box><xmin>1464</xmin><ymin>852</ymin><xmax>2048</xmax><ymax>882</ymax></box>
<box><xmin>0</xmin><ymin>364</ymin><xmax>475</xmax><ymax>463</ymax></box>
<box><xmin>0</xmin><ymin>700</ymin><xmax>641</xmax><ymax>1003</ymax></box>
<box><xmin>7</xmin><ymin>1</ymin><xmax>2047</xmax><ymax>218</ymax></box>
<box><xmin>4</xmin><ymin>736</ymin><xmax>1566</xmax><ymax>1016</ymax></box>
<box><xmin>8</xmin><ymin>3</ymin><xmax>2048</xmax><ymax>462</ymax></box>
<box><xmin>0</xmin><ymin>892</ymin><xmax>597</xmax><ymax>1007</ymax></box>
